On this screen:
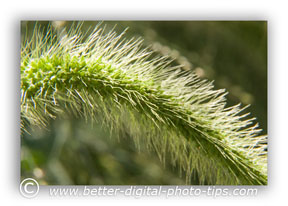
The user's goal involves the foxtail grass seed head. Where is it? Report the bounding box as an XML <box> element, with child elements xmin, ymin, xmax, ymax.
<box><xmin>21</xmin><ymin>22</ymin><xmax>267</xmax><ymax>185</ymax></box>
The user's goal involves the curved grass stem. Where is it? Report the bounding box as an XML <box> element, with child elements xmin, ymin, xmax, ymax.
<box><xmin>21</xmin><ymin>22</ymin><xmax>267</xmax><ymax>185</ymax></box>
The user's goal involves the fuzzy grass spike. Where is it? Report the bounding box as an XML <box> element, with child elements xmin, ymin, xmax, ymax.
<box><xmin>21</xmin><ymin>23</ymin><xmax>267</xmax><ymax>185</ymax></box>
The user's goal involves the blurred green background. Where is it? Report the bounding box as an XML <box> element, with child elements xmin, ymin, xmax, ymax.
<box><xmin>21</xmin><ymin>21</ymin><xmax>267</xmax><ymax>185</ymax></box>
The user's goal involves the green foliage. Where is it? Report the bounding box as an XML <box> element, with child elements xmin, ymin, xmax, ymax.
<box><xmin>21</xmin><ymin>22</ymin><xmax>267</xmax><ymax>185</ymax></box>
